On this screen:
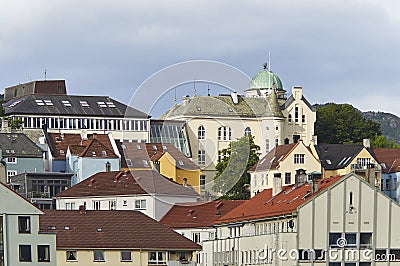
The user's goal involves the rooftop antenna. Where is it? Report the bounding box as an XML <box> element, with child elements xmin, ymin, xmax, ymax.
<box><xmin>193</xmin><ymin>79</ymin><xmax>196</xmax><ymax>96</ymax></box>
<box><xmin>268</xmin><ymin>51</ymin><xmax>271</xmax><ymax>71</ymax></box>
<box><xmin>207</xmin><ymin>85</ymin><xmax>210</xmax><ymax>96</ymax></box>
<box><xmin>174</xmin><ymin>88</ymin><xmax>177</xmax><ymax>104</ymax></box>
<box><xmin>44</xmin><ymin>69</ymin><xmax>47</xmax><ymax>81</ymax></box>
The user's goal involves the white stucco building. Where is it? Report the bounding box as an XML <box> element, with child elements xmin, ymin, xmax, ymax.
<box><xmin>54</xmin><ymin>170</ymin><xmax>200</xmax><ymax>221</ymax></box>
<box><xmin>0</xmin><ymin>182</ymin><xmax>56</xmax><ymax>266</ymax></box>
<box><xmin>200</xmin><ymin>173</ymin><xmax>400</xmax><ymax>265</ymax></box>
<box><xmin>160</xmin><ymin>66</ymin><xmax>316</xmax><ymax>196</ymax></box>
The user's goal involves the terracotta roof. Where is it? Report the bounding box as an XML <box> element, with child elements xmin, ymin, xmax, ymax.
<box><xmin>54</xmin><ymin>170</ymin><xmax>200</xmax><ymax>198</ymax></box>
<box><xmin>249</xmin><ymin>143</ymin><xmax>297</xmax><ymax>172</ymax></box>
<box><xmin>216</xmin><ymin>176</ymin><xmax>343</xmax><ymax>225</ymax></box>
<box><xmin>146</xmin><ymin>143</ymin><xmax>199</xmax><ymax>171</ymax></box>
<box><xmin>39</xmin><ymin>210</ymin><xmax>201</xmax><ymax>250</ymax></box>
<box><xmin>47</xmin><ymin>133</ymin><xmax>116</xmax><ymax>160</ymax></box>
<box><xmin>160</xmin><ymin>200</ymin><xmax>245</xmax><ymax>229</ymax></box>
<box><xmin>372</xmin><ymin>148</ymin><xmax>400</xmax><ymax>173</ymax></box>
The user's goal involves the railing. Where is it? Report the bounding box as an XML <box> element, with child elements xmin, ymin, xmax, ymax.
<box><xmin>27</xmin><ymin>191</ymin><xmax>51</xmax><ymax>199</ymax></box>
<box><xmin>350</xmin><ymin>164</ymin><xmax>379</xmax><ymax>171</ymax></box>
<box><xmin>167</xmin><ymin>261</ymin><xmax>197</xmax><ymax>266</ymax></box>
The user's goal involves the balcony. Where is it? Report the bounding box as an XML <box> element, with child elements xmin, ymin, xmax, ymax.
<box><xmin>27</xmin><ymin>191</ymin><xmax>51</xmax><ymax>199</ymax></box>
<box><xmin>350</xmin><ymin>163</ymin><xmax>379</xmax><ymax>172</ymax></box>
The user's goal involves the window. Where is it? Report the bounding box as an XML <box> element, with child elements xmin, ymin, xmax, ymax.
<box><xmin>198</xmin><ymin>126</ymin><xmax>205</xmax><ymax>140</ymax></box>
<box><xmin>218</xmin><ymin>126</ymin><xmax>231</xmax><ymax>141</ymax></box>
<box><xmin>93</xmin><ymin>201</ymin><xmax>100</xmax><ymax>210</ymax></box>
<box><xmin>345</xmin><ymin>233</ymin><xmax>357</xmax><ymax>247</ymax></box>
<box><xmin>200</xmin><ymin>175</ymin><xmax>206</xmax><ymax>191</ymax></box>
<box><xmin>386</xmin><ymin>180</ymin><xmax>391</xmax><ymax>191</ymax></box>
<box><xmin>109</xmin><ymin>200</ymin><xmax>116</xmax><ymax>210</ymax></box>
<box><xmin>93</xmin><ymin>250</ymin><xmax>105</xmax><ymax>262</ymax></box>
<box><xmin>38</xmin><ymin>245</ymin><xmax>50</xmax><ymax>262</ymax></box>
<box><xmin>244</xmin><ymin>127</ymin><xmax>252</xmax><ymax>137</ymax></box>
<box><xmin>295</xmin><ymin>106</ymin><xmax>299</xmax><ymax>122</ymax></box>
<box><xmin>101</xmin><ymin>150</ymin><xmax>107</xmax><ymax>157</ymax></box>
<box><xmin>123</xmin><ymin>200</ymin><xmax>128</xmax><ymax>207</ymax></box>
<box><xmin>302</xmin><ymin>114</ymin><xmax>306</xmax><ymax>123</ymax></box>
<box><xmin>62</xmin><ymin>100</ymin><xmax>72</xmax><ymax>107</ymax></box>
<box><xmin>294</xmin><ymin>154</ymin><xmax>305</xmax><ymax>164</ymax></box>
<box><xmin>19</xmin><ymin>245</ymin><xmax>31</xmax><ymax>262</ymax></box>
<box><xmin>381</xmin><ymin>180</ymin><xmax>385</xmax><ymax>191</ymax></box>
<box><xmin>349</xmin><ymin>192</ymin><xmax>353</xmax><ymax>205</ymax></box>
<box><xmin>285</xmin><ymin>173</ymin><xmax>291</xmax><ymax>185</ymax></box>
<box><xmin>65</xmin><ymin>202</ymin><xmax>75</xmax><ymax>210</ymax></box>
<box><xmin>288</xmin><ymin>114</ymin><xmax>292</xmax><ymax>123</ymax></box>
<box><xmin>360</xmin><ymin>233</ymin><xmax>372</xmax><ymax>248</ymax></box>
<box><xmin>265</xmin><ymin>139</ymin><xmax>270</xmax><ymax>153</ymax></box>
<box><xmin>6</xmin><ymin>157</ymin><xmax>17</xmax><ymax>164</ymax></box>
<box><xmin>18</xmin><ymin>216</ymin><xmax>31</xmax><ymax>233</ymax></box>
<box><xmin>329</xmin><ymin>233</ymin><xmax>341</xmax><ymax>247</ymax></box>
<box><xmin>394</xmin><ymin>178</ymin><xmax>398</xmax><ymax>191</ymax></box>
<box><xmin>7</xmin><ymin>170</ymin><xmax>17</xmax><ymax>180</ymax></box>
<box><xmin>121</xmin><ymin>251</ymin><xmax>132</xmax><ymax>262</ymax></box>
<box><xmin>66</xmin><ymin>250</ymin><xmax>77</xmax><ymax>261</ymax></box>
<box><xmin>79</xmin><ymin>101</ymin><xmax>90</xmax><ymax>107</ymax></box>
<box><xmin>148</xmin><ymin>251</ymin><xmax>166</xmax><ymax>265</ymax></box>
<box><xmin>135</xmin><ymin>199</ymin><xmax>146</xmax><ymax>209</ymax></box>
<box><xmin>198</xmin><ymin>150</ymin><xmax>206</xmax><ymax>165</ymax></box>
<box><xmin>193</xmin><ymin>232</ymin><xmax>201</xmax><ymax>243</ymax></box>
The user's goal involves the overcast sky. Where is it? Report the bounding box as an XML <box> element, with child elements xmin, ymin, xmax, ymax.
<box><xmin>1</xmin><ymin>0</ymin><xmax>400</xmax><ymax>117</ymax></box>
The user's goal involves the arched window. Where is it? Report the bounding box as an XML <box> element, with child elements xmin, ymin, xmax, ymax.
<box><xmin>244</xmin><ymin>127</ymin><xmax>252</xmax><ymax>137</ymax></box>
<box><xmin>218</xmin><ymin>126</ymin><xmax>232</xmax><ymax>141</ymax></box>
<box><xmin>198</xmin><ymin>125</ymin><xmax>205</xmax><ymax>140</ymax></box>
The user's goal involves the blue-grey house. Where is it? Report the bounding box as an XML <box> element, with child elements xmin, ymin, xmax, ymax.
<box><xmin>0</xmin><ymin>133</ymin><xmax>44</xmax><ymax>183</ymax></box>
<box><xmin>373</xmin><ymin>148</ymin><xmax>400</xmax><ymax>203</ymax></box>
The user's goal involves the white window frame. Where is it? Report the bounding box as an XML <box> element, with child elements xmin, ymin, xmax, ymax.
<box><xmin>294</xmin><ymin>154</ymin><xmax>305</xmax><ymax>164</ymax></box>
<box><xmin>134</xmin><ymin>199</ymin><xmax>146</xmax><ymax>210</ymax></box>
<box><xmin>198</xmin><ymin>150</ymin><xmax>206</xmax><ymax>165</ymax></box>
<box><xmin>6</xmin><ymin>157</ymin><xmax>17</xmax><ymax>164</ymax></box>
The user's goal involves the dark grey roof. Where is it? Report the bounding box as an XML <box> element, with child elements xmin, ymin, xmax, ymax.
<box><xmin>0</xmin><ymin>133</ymin><xmax>43</xmax><ymax>158</ymax></box>
<box><xmin>160</xmin><ymin>95</ymin><xmax>283</xmax><ymax>119</ymax></box>
<box><xmin>314</xmin><ymin>143</ymin><xmax>364</xmax><ymax>170</ymax></box>
<box><xmin>280</xmin><ymin>95</ymin><xmax>314</xmax><ymax>111</ymax></box>
<box><xmin>4</xmin><ymin>94</ymin><xmax>149</xmax><ymax>118</ymax></box>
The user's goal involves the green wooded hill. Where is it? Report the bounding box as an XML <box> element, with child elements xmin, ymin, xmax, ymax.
<box><xmin>363</xmin><ymin>111</ymin><xmax>400</xmax><ymax>144</ymax></box>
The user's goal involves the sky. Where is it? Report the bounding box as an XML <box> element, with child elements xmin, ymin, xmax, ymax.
<box><xmin>1</xmin><ymin>0</ymin><xmax>400</xmax><ymax>117</ymax></box>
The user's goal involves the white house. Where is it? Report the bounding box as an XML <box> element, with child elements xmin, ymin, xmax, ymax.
<box><xmin>0</xmin><ymin>182</ymin><xmax>56</xmax><ymax>266</ymax></box>
<box><xmin>54</xmin><ymin>170</ymin><xmax>201</xmax><ymax>221</ymax></box>
<box><xmin>249</xmin><ymin>139</ymin><xmax>321</xmax><ymax>197</ymax></box>
<box><xmin>200</xmin><ymin>173</ymin><xmax>400</xmax><ymax>265</ymax></box>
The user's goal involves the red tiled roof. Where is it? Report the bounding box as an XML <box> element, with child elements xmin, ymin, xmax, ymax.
<box><xmin>249</xmin><ymin>143</ymin><xmax>297</xmax><ymax>172</ymax></box>
<box><xmin>216</xmin><ymin>176</ymin><xmax>343</xmax><ymax>224</ymax></box>
<box><xmin>54</xmin><ymin>170</ymin><xmax>199</xmax><ymax>198</ymax></box>
<box><xmin>372</xmin><ymin>148</ymin><xmax>400</xmax><ymax>173</ymax></box>
<box><xmin>160</xmin><ymin>200</ymin><xmax>245</xmax><ymax>229</ymax></box>
<box><xmin>47</xmin><ymin>133</ymin><xmax>116</xmax><ymax>160</ymax></box>
<box><xmin>39</xmin><ymin>210</ymin><xmax>201</xmax><ymax>250</ymax></box>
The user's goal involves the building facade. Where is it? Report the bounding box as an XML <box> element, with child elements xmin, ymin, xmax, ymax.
<box><xmin>201</xmin><ymin>173</ymin><xmax>400</xmax><ymax>266</ymax></box>
<box><xmin>0</xmin><ymin>182</ymin><xmax>56</xmax><ymax>266</ymax></box>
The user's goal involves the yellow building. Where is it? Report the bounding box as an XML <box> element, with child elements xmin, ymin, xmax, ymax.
<box><xmin>40</xmin><ymin>209</ymin><xmax>201</xmax><ymax>266</ymax></box>
<box><xmin>312</xmin><ymin>140</ymin><xmax>381</xmax><ymax>187</ymax></box>
<box><xmin>118</xmin><ymin>142</ymin><xmax>202</xmax><ymax>193</ymax></box>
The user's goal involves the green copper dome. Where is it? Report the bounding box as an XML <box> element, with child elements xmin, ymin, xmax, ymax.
<box><xmin>246</xmin><ymin>68</ymin><xmax>283</xmax><ymax>91</ymax></box>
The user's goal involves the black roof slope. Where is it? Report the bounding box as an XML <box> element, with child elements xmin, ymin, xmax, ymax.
<box><xmin>4</xmin><ymin>95</ymin><xmax>149</xmax><ymax>118</ymax></box>
<box><xmin>0</xmin><ymin>133</ymin><xmax>43</xmax><ymax>158</ymax></box>
<box><xmin>314</xmin><ymin>143</ymin><xmax>364</xmax><ymax>170</ymax></box>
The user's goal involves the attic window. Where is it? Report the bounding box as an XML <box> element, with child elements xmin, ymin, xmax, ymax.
<box><xmin>102</xmin><ymin>150</ymin><xmax>107</xmax><ymax>157</ymax></box>
<box><xmin>136</xmin><ymin>144</ymin><xmax>141</xmax><ymax>150</ymax></box>
<box><xmin>35</xmin><ymin>99</ymin><xmax>45</xmax><ymax>106</ymax></box>
<box><xmin>64</xmin><ymin>226</ymin><xmax>70</xmax><ymax>230</ymax></box>
<box><xmin>80</xmin><ymin>101</ymin><xmax>90</xmax><ymax>107</ymax></box>
<box><xmin>326</xmin><ymin>160</ymin><xmax>332</xmax><ymax>165</ymax></box>
<box><xmin>62</xmin><ymin>100</ymin><xmax>72</xmax><ymax>107</ymax></box>
<box><xmin>106</xmin><ymin>102</ymin><xmax>116</xmax><ymax>108</ymax></box>
<box><xmin>59</xmin><ymin>150</ymin><xmax>65</xmax><ymax>155</ymax></box>
<box><xmin>96</xmin><ymin>228</ymin><xmax>103</xmax><ymax>232</ymax></box>
<box><xmin>228</xmin><ymin>107</ymin><xmax>233</xmax><ymax>112</ymax></box>
<box><xmin>126</xmin><ymin>159</ymin><xmax>133</xmax><ymax>167</ymax></box>
<box><xmin>143</xmin><ymin>160</ymin><xmax>149</xmax><ymax>167</ymax></box>
<box><xmin>92</xmin><ymin>151</ymin><xmax>97</xmax><ymax>157</ymax></box>
<box><xmin>8</xmin><ymin>100</ymin><xmax>22</xmax><ymax>108</ymax></box>
<box><xmin>121</xmin><ymin>144</ymin><xmax>126</xmax><ymax>150</ymax></box>
<box><xmin>259</xmin><ymin>158</ymin><xmax>266</xmax><ymax>165</ymax></box>
<box><xmin>11</xmin><ymin>150</ymin><xmax>15</xmax><ymax>154</ymax></box>
<box><xmin>343</xmin><ymin>157</ymin><xmax>352</xmax><ymax>165</ymax></box>
<box><xmin>162</xmin><ymin>145</ymin><xmax>167</xmax><ymax>151</ymax></box>
<box><xmin>196</xmin><ymin>106</ymin><xmax>201</xmax><ymax>111</ymax></box>
<box><xmin>97</xmin><ymin>101</ymin><xmax>107</xmax><ymax>108</ymax></box>
<box><xmin>44</xmin><ymin>100</ymin><xmax>53</xmax><ymax>106</ymax></box>
<box><xmin>270</xmin><ymin>156</ymin><xmax>276</xmax><ymax>163</ymax></box>
<box><xmin>178</xmin><ymin>160</ymin><xmax>184</xmax><ymax>166</ymax></box>
<box><xmin>152</xmin><ymin>145</ymin><xmax>157</xmax><ymax>151</ymax></box>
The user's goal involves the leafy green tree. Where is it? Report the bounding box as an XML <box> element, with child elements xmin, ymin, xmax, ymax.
<box><xmin>213</xmin><ymin>135</ymin><xmax>260</xmax><ymax>200</ymax></box>
<box><xmin>8</xmin><ymin>117</ymin><xmax>23</xmax><ymax>130</ymax></box>
<box><xmin>315</xmin><ymin>103</ymin><xmax>381</xmax><ymax>144</ymax></box>
<box><xmin>371</xmin><ymin>135</ymin><xmax>400</xmax><ymax>148</ymax></box>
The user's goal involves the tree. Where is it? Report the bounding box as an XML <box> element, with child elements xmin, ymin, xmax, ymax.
<box><xmin>7</xmin><ymin>117</ymin><xmax>23</xmax><ymax>130</ymax></box>
<box><xmin>213</xmin><ymin>135</ymin><xmax>260</xmax><ymax>200</ymax></box>
<box><xmin>371</xmin><ymin>135</ymin><xmax>400</xmax><ymax>148</ymax></box>
<box><xmin>315</xmin><ymin>103</ymin><xmax>381</xmax><ymax>144</ymax></box>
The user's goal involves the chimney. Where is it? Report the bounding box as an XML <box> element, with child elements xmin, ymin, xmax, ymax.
<box><xmin>363</xmin><ymin>139</ymin><xmax>370</xmax><ymax>148</ymax></box>
<box><xmin>311</xmin><ymin>135</ymin><xmax>318</xmax><ymax>146</ymax></box>
<box><xmin>79</xmin><ymin>204</ymin><xmax>86</xmax><ymax>214</ymax></box>
<box><xmin>182</xmin><ymin>95</ymin><xmax>190</xmax><ymax>106</ymax></box>
<box><xmin>105</xmin><ymin>161</ymin><xmax>111</xmax><ymax>172</ymax></box>
<box><xmin>89</xmin><ymin>178</ymin><xmax>95</xmax><ymax>187</ymax></box>
<box><xmin>231</xmin><ymin>91</ymin><xmax>239</xmax><ymax>104</ymax></box>
<box><xmin>292</xmin><ymin>86</ymin><xmax>303</xmax><ymax>100</ymax></box>
<box><xmin>182</xmin><ymin>178</ymin><xmax>188</xmax><ymax>187</ymax></box>
<box><xmin>81</xmin><ymin>129</ymin><xmax>88</xmax><ymax>140</ymax></box>
<box><xmin>312</xmin><ymin>180</ymin><xmax>319</xmax><ymax>194</ymax></box>
<box><xmin>272</xmin><ymin>173</ymin><xmax>282</xmax><ymax>197</ymax></box>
